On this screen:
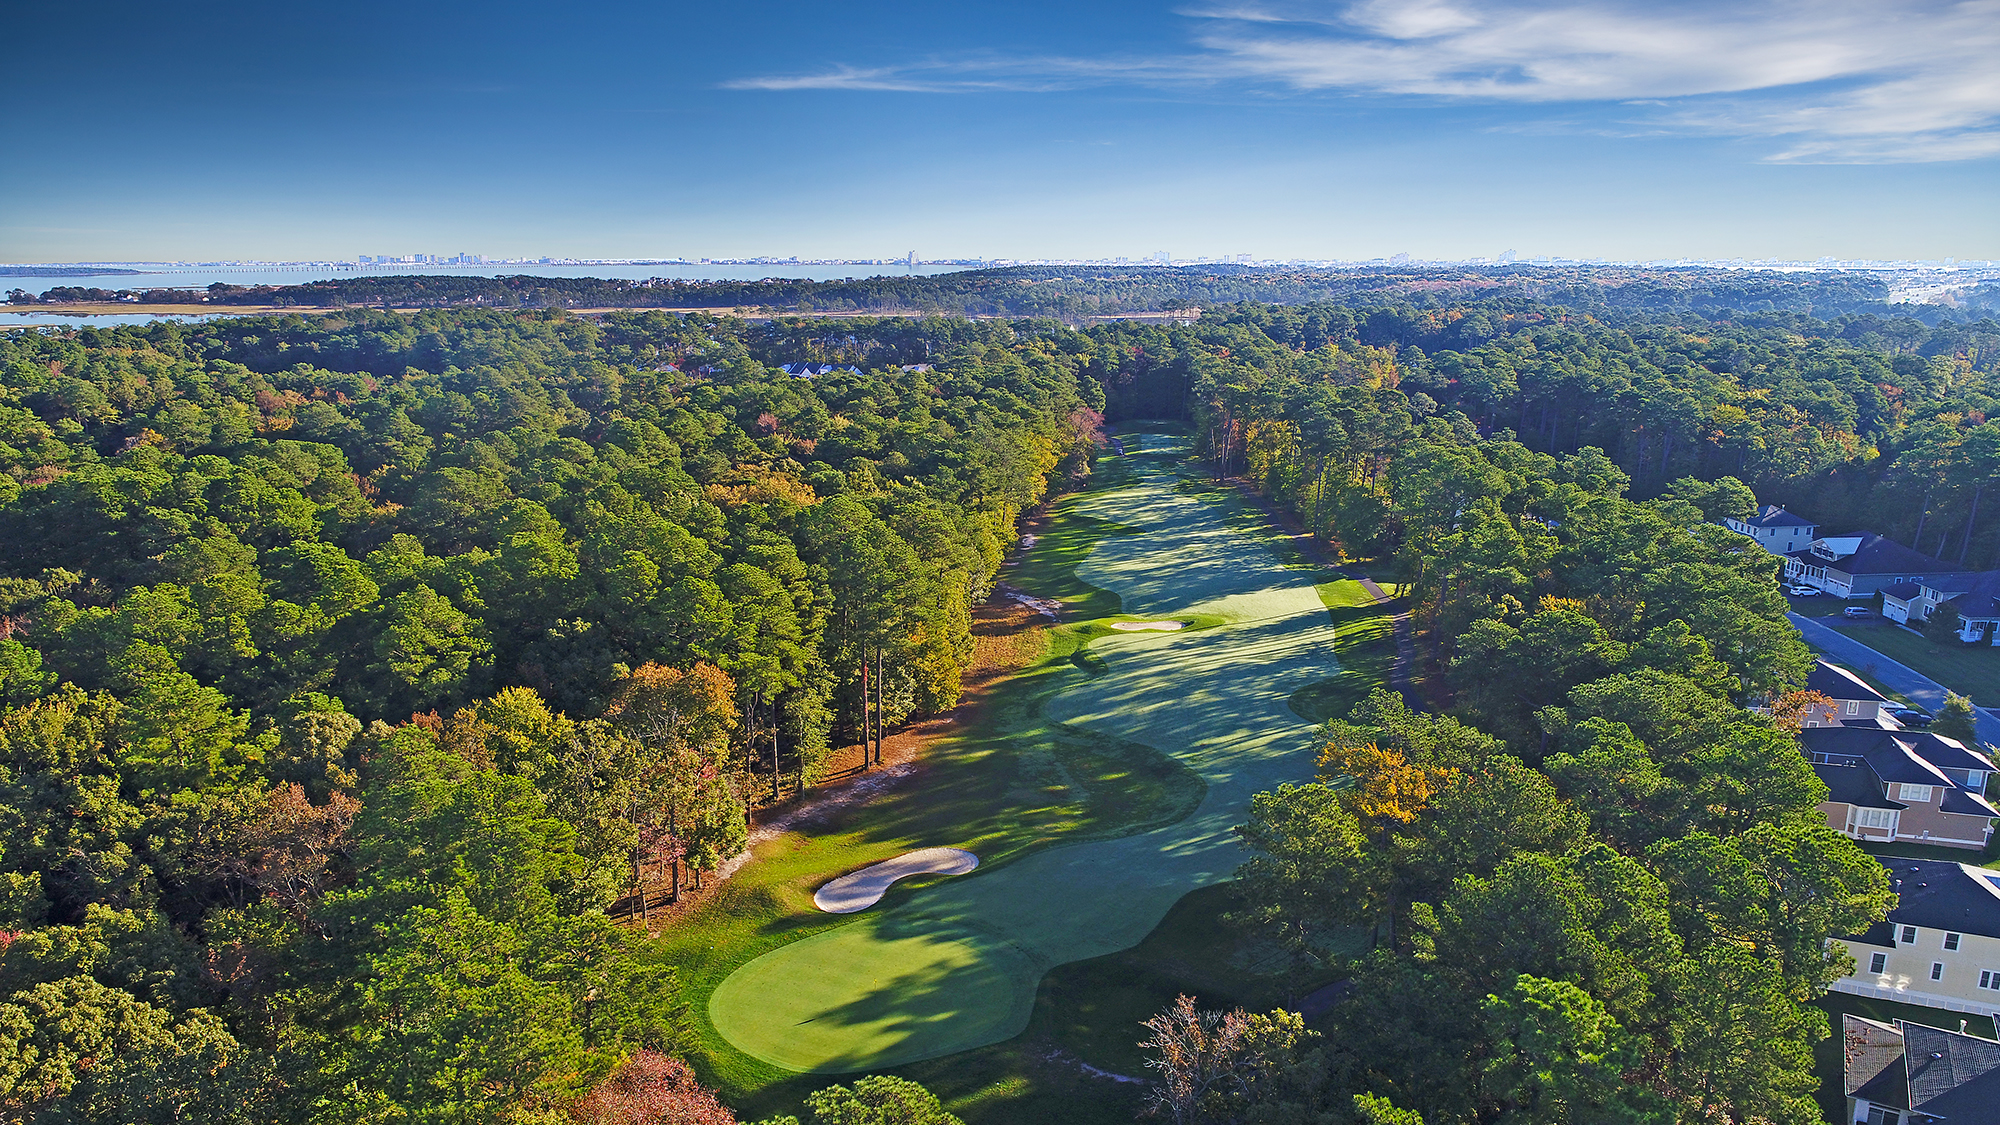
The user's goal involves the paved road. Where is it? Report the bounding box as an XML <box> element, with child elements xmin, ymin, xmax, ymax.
<box><xmin>1787</xmin><ymin>612</ymin><xmax>2000</xmax><ymax>748</ymax></box>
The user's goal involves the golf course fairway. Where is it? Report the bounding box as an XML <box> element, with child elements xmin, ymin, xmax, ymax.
<box><xmin>708</xmin><ymin>435</ymin><xmax>1343</xmax><ymax>1072</ymax></box>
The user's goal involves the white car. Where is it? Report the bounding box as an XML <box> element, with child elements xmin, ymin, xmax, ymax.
<box><xmin>1786</xmin><ymin>585</ymin><xmax>1820</xmax><ymax>596</ymax></box>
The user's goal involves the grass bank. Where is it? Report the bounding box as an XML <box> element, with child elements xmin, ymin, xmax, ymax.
<box><xmin>1826</xmin><ymin>619</ymin><xmax>2000</xmax><ymax>703</ymax></box>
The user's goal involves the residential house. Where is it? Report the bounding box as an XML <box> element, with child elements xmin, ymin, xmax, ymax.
<box><xmin>1724</xmin><ymin>504</ymin><xmax>1817</xmax><ymax>555</ymax></box>
<box><xmin>1800</xmin><ymin>660</ymin><xmax>1899</xmax><ymax>728</ymax></box>
<box><xmin>1884</xmin><ymin>570</ymin><xmax>2000</xmax><ymax>644</ymax></box>
<box><xmin>1841</xmin><ymin>1014</ymin><xmax>2000</xmax><ymax>1125</ymax></box>
<box><xmin>1782</xmin><ymin>532</ymin><xmax>1979</xmax><ymax>599</ymax></box>
<box><xmin>1801</xmin><ymin>727</ymin><xmax>1998</xmax><ymax>849</ymax></box>
<box><xmin>1882</xmin><ymin>578</ymin><xmax>1972</xmax><ymax>627</ymax></box>
<box><xmin>1832</xmin><ymin>858</ymin><xmax>2000</xmax><ymax>1020</ymax></box>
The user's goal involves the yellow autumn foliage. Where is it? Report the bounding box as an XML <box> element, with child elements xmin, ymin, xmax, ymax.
<box><xmin>1315</xmin><ymin>739</ymin><xmax>1447</xmax><ymax>824</ymax></box>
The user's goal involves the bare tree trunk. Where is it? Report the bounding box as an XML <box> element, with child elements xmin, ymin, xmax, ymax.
<box><xmin>873</xmin><ymin>648</ymin><xmax>885</xmax><ymax>766</ymax></box>
<box><xmin>1962</xmin><ymin>484</ymin><xmax>1984</xmax><ymax>564</ymax></box>
<box><xmin>1914</xmin><ymin>488</ymin><xmax>1932</xmax><ymax>548</ymax></box>
<box><xmin>768</xmin><ymin>695</ymin><xmax>781</xmax><ymax>802</ymax></box>
<box><xmin>859</xmin><ymin>658</ymin><xmax>872</xmax><ymax>770</ymax></box>
<box><xmin>1308</xmin><ymin>457</ymin><xmax>1327</xmax><ymax>540</ymax></box>
<box><xmin>668</xmin><ymin>801</ymin><xmax>680</xmax><ymax>903</ymax></box>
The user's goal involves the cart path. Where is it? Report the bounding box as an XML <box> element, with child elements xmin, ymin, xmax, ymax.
<box><xmin>707</xmin><ymin>436</ymin><xmax>1348</xmax><ymax>1072</ymax></box>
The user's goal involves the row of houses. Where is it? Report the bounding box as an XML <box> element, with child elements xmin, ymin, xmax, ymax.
<box><xmin>1727</xmin><ymin>510</ymin><xmax>2000</xmax><ymax>1119</ymax></box>
<box><xmin>1795</xmin><ymin>658</ymin><xmax>2000</xmax><ymax>1120</ymax></box>
<box><xmin>1724</xmin><ymin>505</ymin><xmax>2000</xmax><ymax>643</ymax></box>
<box><xmin>1792</xmin><ymin>659</ymin><xmax>1997</xmax><ymax>849</ymax></box>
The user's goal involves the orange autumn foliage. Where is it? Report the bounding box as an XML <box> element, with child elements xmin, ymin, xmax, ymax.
<box><xmin>1769</xmin><ymin>689</ymin><xmax>1837</xmax><ymax>732</ymax></box>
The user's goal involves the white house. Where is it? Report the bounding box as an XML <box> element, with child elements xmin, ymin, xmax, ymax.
<box><xmin>1832</xmin><ymin>858</ymin><xmax>2000</xmax><ymax>1015</ymax></box>
<box><xmin>1724</xmin><ymin>504</ymin><xmax>1817</xmax><ymax>554</ymax></box>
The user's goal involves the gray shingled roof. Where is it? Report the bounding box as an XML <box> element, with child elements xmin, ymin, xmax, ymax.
<box><xmin>1941</xmin><ymin>788</ymin><xmax>2000</xmax><ymax>817</ymax></box>
<box><xmin>1844</xmin><ymin>1015</ymin><xmax>1908</xmax><ymax>1101</ymax></box>
<box><xmin>1807</xmin><ymin>660</ymin><xmax>1890</xmax><ymax>703</ymax></box>
<box><xmin>1903</xmin><ymin>1021</ymin><xmax>2000</xmax><ymax>1123</ymax></box>
<box><xmin>1823</xmin><ymin>533</ymin><xmax>1966</xmax><ymax>576</ymax></box>
<box><xmin>1871</xmin><ymin>858</ymin><xmax>2000</xmax><ymax>941</ymax></box>
<box><xmin>1798</xmin><ymin>726</ymin><xmax>1996</xmax><ymax>776</ymax></box>
<box><xmin>1864</xmin><ymin>739</ymin><xmax>1958</xmax><ymax>786</ymax></box>
<box><xmin>1944</xmin><ymin>570</ymin><xmax>2000</xmax><ymax>621</ymax></box>
<box><xmin>1740</xmin><ymin>504</ymin><xmax>1815</xmax><ymax>529</ymax></box>
<box><xmin>1814</xmin><ymin>761</ymin><xmax>1905</xmax><ymax>810</ymax></box>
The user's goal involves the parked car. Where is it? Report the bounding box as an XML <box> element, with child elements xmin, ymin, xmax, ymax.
<box><xmin>1843</xmin><ymin>606</ymin><xmax>1873</xmax><ymax>618</ymax></box>
<box><xmin>1889</xmin><ymin>707</ymin><xmax>1933</xmax><ymax>727</ymax></box>
<box><xmin>1786</xmin><ymin>585</ymin><xmax>1820</xmax><ymax>596</ymax></box>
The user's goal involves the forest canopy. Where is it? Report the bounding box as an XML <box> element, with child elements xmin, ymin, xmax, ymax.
<box><xmin>0</xmin><ymin>281</ymin><xmax>1987</xmax><ymax>1122</ymax></box>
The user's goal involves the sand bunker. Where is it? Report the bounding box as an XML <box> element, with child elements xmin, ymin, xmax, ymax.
<box><xmin>813</xmin><ymin>847</ymin><xmax>981</xmax><ymax>913</ymax></box>
<box><xmin>1108</xmin><ymin>620</ymin><xmax>1186</xmax><ymax>631</ymax></box>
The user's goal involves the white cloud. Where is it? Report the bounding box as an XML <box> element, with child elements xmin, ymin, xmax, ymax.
<box><xmin>727</xmin><ymin>0</ymin><xmax>2000</xmax><ymax>163</ymax></box>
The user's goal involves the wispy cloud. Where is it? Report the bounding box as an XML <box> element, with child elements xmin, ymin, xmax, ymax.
<box><xmin>727</xmin><ymin>0</ymin><xmax>2000</xmax><ymax>163</ymax></box>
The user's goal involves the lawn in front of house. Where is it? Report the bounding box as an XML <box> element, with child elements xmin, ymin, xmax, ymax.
<box><xmin>1862</xmin><ymin>839</ymin><xmax>2000</xmax><ymax>868</ymax></box>
<box><xmin>1824</xmin><ymin>619</ymin><xmax>2000</xmax><ymax>704</ymax></box>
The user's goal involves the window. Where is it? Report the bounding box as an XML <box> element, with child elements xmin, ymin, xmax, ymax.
<box><xmin>1981</xmin><ymin>969</ymin><xmax>2000</xmax><ymax>991</ymax></box>
<box><xmin>1898</xmin><ymin>783</ymin><xmax>1935</xmax><ymax>802</ymax></box>
<box><xmin>1871</xmin><ymin>952</ymin><xmax>1889</xmax><ymax>974</ymax></box>
<box><xmin>1931</xmin><ymin>962</ymin><xmax>1945</xmax><ymax>981</ymax></box>
<box><xmin>1866</xmin><ymin>1106</ymin><xmax>1899</xmax><ymax>1125</ymax></box>
<box><xmin>1855</xmin><ymin>808</ymin><xmax>1896</xmax><ymax>830</ymax></box>
<box><xmin>1900</xmin><ymin>925</ymin><xmax>1919</xmax><ymax>944</ymax></box>
<box><xmin>1846</xmin><ymin>700</ymin><xmax>1861</xmax><ymax>715</ymax></box>
<box><xmin>1946</xmin><ymin>932</ymin><xmax>1962</xmax><ymax>951</ymax></box>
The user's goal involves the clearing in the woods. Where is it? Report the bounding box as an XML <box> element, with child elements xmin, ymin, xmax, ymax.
<box><xmin>707</xmin><ymin>434</ymin><xmax>1356</xmax><ymax>1068</ymax></box>
<box><xmin>662</xmin><ymin>429</ymin><xmax>1399</xmax><ymax>1123</ymax></box>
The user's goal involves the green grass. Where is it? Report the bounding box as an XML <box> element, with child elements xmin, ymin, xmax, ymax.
<box><xmin>1824</xmin><ymin>619</ymin><xmax>2000</xmax><ymax>704</ymax></box>
<box><xmin>1825</xmin><ymin>660</ymin><xmax>1918</xmax><ymax>708</ymax></box>
<box><xmin>658</xmin><ymin>483</ymin><xmax>1201</xmax><ymax>1109</ymax></box>
<box><xmin>683</xmin><ymin>433</ymin><xmax>1353</xmax><ymax>1121</ymax></box>
<box><xmin>1861</xmin><ymin>839</ymin><xmax>2000</xmax><ymax>868</ymax></box>
<box><xmin>1813</xmin><ymin>991</ymin><xmax>1998</xmax><ymax>1123</ymax></box>
<box><xmin>1289</xmin><ymin>579</ymin><xmax>1403</xmax><ymax>725</ymax></box>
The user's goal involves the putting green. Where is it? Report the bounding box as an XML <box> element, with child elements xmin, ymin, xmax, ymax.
<box><xmin>709</xmin><ymin>435</ymin><xmax>1344</xmax><ymax>1071</ymax></box>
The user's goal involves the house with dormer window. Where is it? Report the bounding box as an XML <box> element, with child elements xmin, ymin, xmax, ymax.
<box><xmin>1783</xmin><ymin>532</ymin><xmax>1980</xmax><ymax>599</ymax></box>
<box><xmin>1801</xmin><ymin>726</ymin><xmax>1999</xmax><ymax>849</ymax></box>
<box><xmin>1883</xmin><ymin>570</ymin><xmax>2000</xmax><ymax>644</ymax></box>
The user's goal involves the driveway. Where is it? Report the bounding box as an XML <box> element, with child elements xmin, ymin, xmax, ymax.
<box><xmin>1787</xmin><ymin>612</ymin><xmax>2000</xmax><ymax>748</ymax></box>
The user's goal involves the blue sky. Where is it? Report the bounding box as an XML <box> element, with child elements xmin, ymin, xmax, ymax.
<box><xmin>4</xmin><ymin>0</ymin><xmax>1996</xmax><ymax>263</ymax></box>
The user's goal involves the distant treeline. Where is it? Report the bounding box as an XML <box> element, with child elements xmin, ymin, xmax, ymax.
<box><xmin>5</xmin><ymin>264</ymin><xmax>1977</xmax><ymax>324</ymax></box>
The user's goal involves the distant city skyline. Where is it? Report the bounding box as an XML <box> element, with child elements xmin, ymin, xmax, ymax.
<box><xmin>11</xmin><ymin>253</ymin><xmax>2000</xmax><ymax>271</ymax></box>
<box><xmin>6</xmin><ymin>1</ymin><xmax>1996</xmax><ymax>263</ymax></box>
